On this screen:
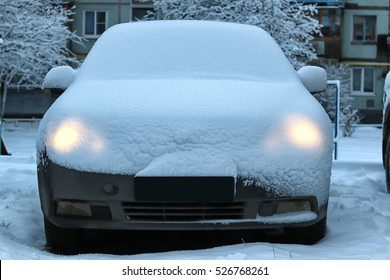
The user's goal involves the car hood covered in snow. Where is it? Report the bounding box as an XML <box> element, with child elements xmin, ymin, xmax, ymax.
<box><xmin>37</xmin><ymin>78</ymin><xmax>333</xmax><ymax>205</ymax></box>
<box><xmin>37</xmin><ymin>21</ymin><xmax>333</xmax><ymax>206</ymax></box>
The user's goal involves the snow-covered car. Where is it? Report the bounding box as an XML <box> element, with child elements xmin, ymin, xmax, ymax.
<box><xmin>382</xmin><ymin>72</ymin><xmax>390</xmax><ymax>193</ymax></box>
<box><xmin>37</xmin><ymin>20</ymin><xmax>333</xmax><ymax>251</ymax></box>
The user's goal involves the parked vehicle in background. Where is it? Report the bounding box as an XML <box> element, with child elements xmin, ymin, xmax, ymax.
<box><xmin>37</xmin><ymin>20</ymin><xmax>333</xmax><ymax>252</ymax></box>
<box><xmin>382</xmin><ymin>72</ymin><xmax>390</xmax><ymax>193</ymax></box>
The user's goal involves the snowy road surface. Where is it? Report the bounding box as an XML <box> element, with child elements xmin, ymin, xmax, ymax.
<box><xmin>0</xmin><ymin>120</ymin><xmax>389</xmax><ymax>259</ymax></box>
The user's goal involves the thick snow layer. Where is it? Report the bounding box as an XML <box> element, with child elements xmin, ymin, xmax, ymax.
<box><xmin>1</xmin><ymin>121</ymin><xmax>389</xmax><ymax>259</ymax></box>
<box><xmin>205</xmin><ymin>211</ymin><xmax>318</xmax><ymax>225</ymax></box>
<box><xmin>76</xmin><ymin>21</ymin><xmax>298</xmax><ymax>82</ymax></box>
<box><xmin>37</xmin><ymin>21</ymin><xmax>333</xmax><ymax>206</ymax></box>
<box><xmin>42</xmin><ymin>66</ymin><xmax>76</xmax><ymax>89</ymax></box>
<box><xmin>297</xmin><ymin>66</ymin><xmax>327</xmax><ymax>93</ymax></box>
<box><xmin>37</xmin><ymin>79</ymin><xmax>333</xmax><ymax>206</ymax></box>
<box><xmin>135</xmin><ymin>151</ymin><xmax>238</xmax><ymax>177</ymax></box>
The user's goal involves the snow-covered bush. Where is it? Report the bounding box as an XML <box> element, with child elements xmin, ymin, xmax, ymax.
<box><xmin>313</xmin><ymin>62</ymin><xmax>362</xmax><ymax>137</ymax></box>
<box><xmin>142</xmin><ymin>0</ymin><xmax>321</xmax><ymax>69</ymax></box>
<box><xmin>341</xmin><ymin>104</ymin><xmax>363</xmax><ymax>137</ymax></box>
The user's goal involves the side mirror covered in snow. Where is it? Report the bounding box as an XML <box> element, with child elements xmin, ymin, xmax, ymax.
<box><xmin>297</xmin><ymin>66</ymin><xmax>327</xmax><ymax>93</ymax></box>
<box><xmin>42</xmin><ymin>66</ymin><xmax>76</xmax><ymax>90</ymax></box>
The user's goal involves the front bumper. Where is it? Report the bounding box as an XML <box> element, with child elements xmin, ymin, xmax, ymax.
<box><xmin>37</xmin><ymin>156</ymin><xmax>328</xmax><ymax>231</ymax></box>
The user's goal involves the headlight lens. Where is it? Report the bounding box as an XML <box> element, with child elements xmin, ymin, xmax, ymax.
<box><xmin>284</xmin><ymin>115</ymin><xmax>323</xmax><ymax>149</ymax></box>
<box><xmin>263</xmin><ymin>115</ymin><xmax>325</xmax><ymax>152</ymax></box>
<box><xmin>47</xmin><ymin>118</ymin><xmax>105</xmax><ymax>154</ymax></box>
<box><xmin>49</xmin><ymin>119</ymin><xmax>83</xmax><ymax>153</ymax></box>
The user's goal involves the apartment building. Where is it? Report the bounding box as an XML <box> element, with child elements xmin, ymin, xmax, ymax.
<box><xmin>303</xmin><ymin>0</ymin><xmax>389</xmax><ymax>123</ymax></box>
<box><xmin>69</xmin><ymin>0</ymin><xmax>153</xmax><ymax>56</ymax></box>
<box><xmin>342</xmin><ymin>0</ymin><xmax>389</xmax><ymax>123</ymax></box>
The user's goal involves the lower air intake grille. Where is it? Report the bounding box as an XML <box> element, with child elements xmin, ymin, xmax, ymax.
<box><xmin>121</xmin><ymin>201</ymin><xmax>246</xmax><ymax>221</ymax></box>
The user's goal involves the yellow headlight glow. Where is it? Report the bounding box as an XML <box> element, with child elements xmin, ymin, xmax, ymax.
<box><xmin>285</xmin><ymin>116</ymin><xmax>323</xmax><ymax>149</ymax></box>
<box><xmin>49</xmin><ymin>119</ymin><xmax>83</xmax><ymax>153</ymax></box>
<box><xmin>48</xmin><ymin>119</ymin><xmax>105</xmax><ymax>154</ymax></box>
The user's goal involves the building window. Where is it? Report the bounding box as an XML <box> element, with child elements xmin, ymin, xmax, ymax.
<box><xmin>317</xmin><ymin>9</ymin><xmax>341</xmax><ymax>38</ymax></box>
<box><xmin>84</xmin><ymin>11</ymin><xmax>107</xmax><ymax>37</ymax></box>
<box><xmin>351</xmin><ymin>67</ymin><xmax>375</xmax><ymax>95</ymax></box>
<box><xmin>353</xmin><ymin>15</ymin><xmax>376</xmax><ymax>42</ymax></box>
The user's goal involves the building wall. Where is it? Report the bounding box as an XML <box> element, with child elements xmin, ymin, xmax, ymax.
<box><xmin>341</xmin><ymin>0</ymin><xmax>389</xmax><ymax>123</ymax></box>
<box><xmin>4</xmin><ymin>88</ymin><xmax>51</xmax><ymax>118</ymax></box>
<box><xmin>342</xmin><ymin>6</ymin><xmax>388</xmax><ymax>59</ymax></box>
<box><xmin>290</xmin><ymin>1</ymin><xmax>390</xmax><ymax>123</ymax></box>
<box><xmin>350</xmin><ymin>0</ymin><xmax>388</xmax><ymax>6</ymax></box>
<box><xmin>71</xmin><ymin>0</ymin><xmax>132</xmax><ymax>55</ymax></box>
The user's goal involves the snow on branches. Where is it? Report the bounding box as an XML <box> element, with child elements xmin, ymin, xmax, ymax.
<box><xmin>0</xmin><ymin>0</ymin><xmax>83</xmax><ymax>88</ymax></box>
<box><xmin>143</xmin><ymin>0</ymin><xmax>321</xmax><ymax>69</ymax></box>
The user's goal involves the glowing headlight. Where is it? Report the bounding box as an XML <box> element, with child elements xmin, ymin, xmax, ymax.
<box><xmin>47</xmin><ymin>119</ymin><xmax>105</xmax><ymax>154</ymax></box>
<box><xmin>284</xmin><ymin>116</ymin><xmax>323</xmax><ymax>149</ymax></box>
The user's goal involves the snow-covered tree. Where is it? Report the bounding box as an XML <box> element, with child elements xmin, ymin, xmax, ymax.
<box><xmin>313</xmin><ymin>62</ymin><xmax>362</xmax><ymax>137</ymax></box>
<box><xmin>143</xmin><ymin>0</ymin><xmax>321</xmax><ymax>69</ymax></box>
<box><xmin>0</xmin><ymin>0</ymin><xmax>83</xmax><ymax>119</ymax></box>
<box><xmin>341</xmin><ymin>104</ymin><xmax>363</xmax><ymax>137</ymax></box>
<box><xmin>0</xmin><ymin>0</ymin><xmax>83</xmax><ymax>153</ymax></box>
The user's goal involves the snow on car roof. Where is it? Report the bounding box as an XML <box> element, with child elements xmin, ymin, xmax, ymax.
<box><xmin>76</xmin><ymin>20</ymin><xmax>299</xmax><ymax>82</ymax></box>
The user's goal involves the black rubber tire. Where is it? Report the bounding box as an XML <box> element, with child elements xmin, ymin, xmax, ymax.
<box><xmin>385</xmin><ymin>137</ymin><xmax>390</xmax><ymax>193</ymax></box>
<box><xmin>44</xmin><ymin>218</ymin><xmax>84</xmax><ymax>253</ymax></box>
<box><xmin>282</xmin><ymin>218</ymin><xmax>327</xmax><ymax>245</ymax></box>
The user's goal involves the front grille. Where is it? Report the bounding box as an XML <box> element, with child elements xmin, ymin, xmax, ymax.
<box><xmin>122</xmin><ymin>201</ymin><xmax>246</xmax><ymax>221</ymax></box>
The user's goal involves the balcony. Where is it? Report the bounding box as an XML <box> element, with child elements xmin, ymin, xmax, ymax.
<box><xmin>312</xmin><ymin>38</ymin><xmax>341</xmax><ymax>59</ymax></box>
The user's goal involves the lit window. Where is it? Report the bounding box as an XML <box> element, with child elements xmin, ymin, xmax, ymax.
<box><xmin>351</xmin><ymin>67</ymin><xmax>375</xmax><ymax>95</ymax></box>
<box><xmin>84</xmin><ymin>11</ymin><xmax>107</xmax><ymax>37</ymax></box>
<box><xmin>353</xmin><ymin>16</ymin><xmax>376</xmax><ymax>42</ymax></box>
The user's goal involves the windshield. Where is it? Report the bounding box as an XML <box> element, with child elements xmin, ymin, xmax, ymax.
<box><xmin>77</xmin><ymin>21</ymin><xmax>299</xmax><ymax>82</ymax></box>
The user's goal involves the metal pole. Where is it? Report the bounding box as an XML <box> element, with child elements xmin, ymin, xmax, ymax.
<box><xmin>327</xmin><ymin>80</ymin><xmax>340</xmax><ymax>160</ymax></box>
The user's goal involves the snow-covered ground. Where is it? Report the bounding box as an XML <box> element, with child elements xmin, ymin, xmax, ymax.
<box><xmin>0</xmin><ymin>120</ymin><xmax>389</xmax><ymax>260</ymax></box>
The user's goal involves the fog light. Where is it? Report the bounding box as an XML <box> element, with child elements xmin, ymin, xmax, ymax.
<box><xmin>56</xmin><ymin>201</ymin><xmax>92</xmax><ymax>217</ymax></box>
<box><xmin>103</xmin><ymin>182</ymin><xmax>118</xmax><ymax>195</ymax></box>
<box><xmin>276</xmin><ymin>201</ymin><xmax>311</xmax><ymax>214</ymax></box>
<box><xmin>258</xmin><ymin>201</ymin><xmax>276</xmax><ymax>216</ymax></box>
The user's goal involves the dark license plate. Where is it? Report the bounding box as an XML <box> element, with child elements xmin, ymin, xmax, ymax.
<box><xmin>134</xmin><ymin>176</ymin><xmax>235</xmax><ymax>202</ymax></box>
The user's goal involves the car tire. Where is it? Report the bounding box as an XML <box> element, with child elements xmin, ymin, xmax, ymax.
<box><xmin>385</xmin><ymin>137</ymin><xmax>390</xmax><ymax>193</ymax></box>
<box><xmin>282</xmin><ymin>218</ymin><xmax>327</xmax><ymax>245</ymax></box>
<box><xmin>44</xmin><ymin>218</ymin><xmax>84</xmax><ymax>253</ymax></box>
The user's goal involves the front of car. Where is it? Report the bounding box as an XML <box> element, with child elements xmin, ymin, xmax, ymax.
<box><xmin>37</xmin><ymin>21</ymin><xmax>333</xmax><ymax>250</ymax></box>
